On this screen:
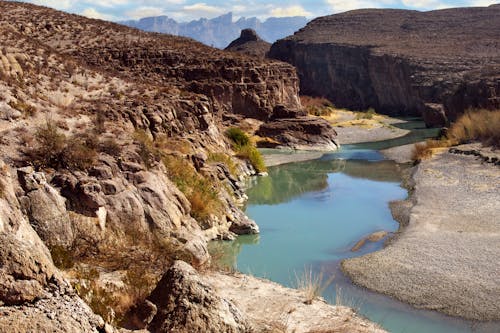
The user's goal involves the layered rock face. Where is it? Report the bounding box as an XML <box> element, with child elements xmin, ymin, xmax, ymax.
<box><xmin>225</xmin><ymin>29</ymin><xmax>271</xmax><ymax>58</ymax></box>
<box><xmin>269</xmin><ymin>6</ymin><xmax>500</xmax><ymax>126</ymax></box>
<box><xmin>0</xmin><ymin>2</ymin><xmax>338</xmax><ymax>331</ymax></box>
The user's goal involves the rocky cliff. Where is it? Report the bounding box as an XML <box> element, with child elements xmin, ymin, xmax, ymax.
<box><xmin>0</xmin><ymin>1</ymin><xmax>340</xmax><ymax>331</ymax></box>
<box><xmin>269</xmin><ymin>6</ymin><xmax>500</xmax><ymax>127</ymax></box>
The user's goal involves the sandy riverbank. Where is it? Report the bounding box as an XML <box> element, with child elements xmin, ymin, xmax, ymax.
<box><xmin>324</xmin><ymin>110</ymin><xmax>409</xmax><ymax>145</ymax></box>
<box><xmin>342</xmin><ymin>145</ymin><xmax>500</xmax><ymax>321</ymax></box>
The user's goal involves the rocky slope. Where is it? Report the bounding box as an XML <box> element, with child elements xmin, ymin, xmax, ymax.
<box><xmin>225</xmin><ymin>29</ymin><xmax>271</xmax><ymax>58</ymax></box>
<box><xmin>269</xmin><ymin>5</ymin><xmax>500</xmax><ymax>127</ymax></box>
<box><xmin>0</xmin><ymin>1</ymin><xmax>342</xmax><ymax>331</ymax></box>
<box><xmin>121</xmin><ymin>13</ymin><xmax>308</xmax><ymax>49</ymax></box>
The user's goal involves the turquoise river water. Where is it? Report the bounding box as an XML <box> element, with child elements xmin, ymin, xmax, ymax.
<box><xmin>210</xmin><ymin>120</ymin><xmax>500</xmax><ymax>333</ymax></box>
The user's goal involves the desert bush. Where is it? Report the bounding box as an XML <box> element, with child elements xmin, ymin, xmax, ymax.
<box><xmin>99</xmin><ymin>138</ymin><xmax>122</xmax><ymax>157</ymax></box>
<box><xmin>447</xmin><ymin>109</ymin><xmax>500</xmax><ymax>147</ymax></box>
<box><xmin>300</xmin><ymin>96</ymin><xmax>334</xmax><ymax>117</ymax></box>
<box><xmin>8</xmin><ymin>99</ymin><xmax>36</xmax><ymax>117</ymax></box>
<box><xmin>29</xmin><ymin>120</ymin><xmax>97</xmax><ymax>170</ymax></box>
<box><xmin>411</xmin><ymin>109</ymin><xmax>500</xmax><ymax>162</ymax></box>
<box><xmin>133</xmin><ymin>130</ymin><xmax>161</xmax><ymax>169</ymax></box>
<box><xmin>225</xmin><ymin>128</ymin><xmax>267</xmax><ymax>173</ymax></box>
<box><xmin>236</xmin><ymin>144</ymin><xmax>267</xmax><ymax>173</ymax></box>
<box><xmin>163</xmin><ymin>155</ymin><xmax>221</xmax><ymax>221</ymax></box>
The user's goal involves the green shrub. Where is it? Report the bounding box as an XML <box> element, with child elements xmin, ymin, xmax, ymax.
<box><xmin>236</xmin><ymin>144</ymin><xmax>267</xmax><ymax>173</ymax></box>
<box><xmin>225</xmin><ymin>128</ymin><xmax>267</xmax><ymax>173</ymax></box>
<box><xmin>226</xmin><ymin>127</ymin><xmax>250</xmax><ymax>148</ymax></box>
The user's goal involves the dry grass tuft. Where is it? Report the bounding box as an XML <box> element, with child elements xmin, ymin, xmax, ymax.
<box><xmin>295</xmin><ymin>267</ymin><xmax>334</xmax><ymax>305</ymax></box>
<box><xmin>300</xmin><ymin>96</ymin><xmax>334</xmax><ymax>117</ymax></box>
<box><xmin>412</xmin><ymin>109</ymin><xmax>500</xmax><ymax>162</ymax></box>
<box><xmin>162</xmin><ymin>155</ymin><xmax>222</xmax><ymax>222</ymax></box>
<box><xmin>447</xmin><ymin>109</ymin><xmax>500</xmax><ymax>147</ymax></box>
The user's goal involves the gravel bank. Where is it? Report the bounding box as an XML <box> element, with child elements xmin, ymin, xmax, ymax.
<box><xmin>342</xmin><ymin>148</ymin><xmax>500</xmax><ymax>321</ymax></box>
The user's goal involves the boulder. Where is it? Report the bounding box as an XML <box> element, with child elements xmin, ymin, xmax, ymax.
<box><xmin>146</xmin><ymin>261</ymin><xmax>251</xmax><ymax>333</ymax></box>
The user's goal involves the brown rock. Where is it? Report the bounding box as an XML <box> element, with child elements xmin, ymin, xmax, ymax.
<box><xmin>257</xmin><ymin>116</ymin><xmax>339</xmax><ymax>151</ymax></box>
<box><xmin>225</xmin><ymin>29</ymin><xmax>271</xmax><ymax>58</ymax></box>
<box><xmin>146</xmin><ymin>261</ymin><xmax>251</xmax><ymax>333</ymax></box>
<box><xmin>269</xmin><ymin>6</ymin><xmax>500</xmax><ymax>126</ymax></box>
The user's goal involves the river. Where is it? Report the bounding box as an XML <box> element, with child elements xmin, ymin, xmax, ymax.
<box><xmin>210</xmin><ymin>120</ymin><xmax>499</xmax><ymax>333</ymax></box>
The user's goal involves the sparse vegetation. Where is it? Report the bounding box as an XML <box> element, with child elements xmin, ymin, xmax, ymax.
<box><xmin>295</xmin><ymin>267</ymin><xmax>334</xmax><ymax>305</ymax></box>
<box><xmin>226</xmin><ymin>127</ymin><xmax>267</xmax><ymax>173</ymax></box>
<box><xmin>300</xmin><ymin>96</ymin><xmax>334</xmax><ymax>117</ymax></box>
<box><xmin>412</xmin><ymin>109</ymin><xmax>500</xmax><ymax>162</ymax></box>
<box><xmin>447</xmin><ymin>109</ymin><xmax>500</xmax><ymax>147</ymax></box>
<box><xmin>208</xmin><ymin>152</ymin><xmax>237</xmax><ymax>175</ymax></box>
<box><xmin>99</xmin><ymin>138</ymin><xmax>122</xmax><ymax>157</ymax></box>
<box><xmin>8</xmin><ymin>99</ymin><xmax>36</xmax><ymax>116</ymax></box>
<box><xmin>163</xmin><ymin>155</ymin><xmax>222</xmax><ymax>221</ymax></box>
<box><xmin>355</xmin><ymin>108</ymin><xmax>376</xmax><ymax>120</ymax></box>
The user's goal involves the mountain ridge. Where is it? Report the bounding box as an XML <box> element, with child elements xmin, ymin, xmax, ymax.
<box><xmin>121</xmin><ymin>12</ymin><xmax>308</xmax><ymax>49</ymax></box>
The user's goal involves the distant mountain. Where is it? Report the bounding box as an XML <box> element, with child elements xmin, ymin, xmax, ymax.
<box><xmin>120</xmin><ymin>12</ymin><xmax>308</xmax><ymax>49</ymax></box>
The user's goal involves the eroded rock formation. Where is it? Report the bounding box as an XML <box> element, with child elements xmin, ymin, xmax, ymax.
<box><xmin>225</xmin><ymin>29</ymin><xmax>271</xmax><ymax>58</ymax></box>
<box><xmin>269</xmin><ymin>6</ymin><xmax>500</xmax><ymax>127</ymax></box>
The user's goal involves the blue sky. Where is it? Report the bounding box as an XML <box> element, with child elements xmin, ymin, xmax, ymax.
<box><xmin>20</xmin><ymin>0</ymin><xmax>499</xmax><ymax>21</ymax></box>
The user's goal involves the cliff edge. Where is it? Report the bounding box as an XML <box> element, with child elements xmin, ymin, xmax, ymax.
<box><xmin>269</xmin><ymin>6</ymin><xmax>500</xmax><ymax>127</ymax></box>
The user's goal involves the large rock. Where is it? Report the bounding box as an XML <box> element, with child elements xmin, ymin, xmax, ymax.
<box><xmin>269</xmin><ymin>6</ymin><xmax>500</xmax><ymax>127</ymax></box>
<box><xmin>225</xmin><ymin>29</ymin><xmax>271</xmax><ymax>58</ymax></box>
<box><xmin>145</xmin><ymin>261</ymin><xmax>251</xmax><ymax>333</ymax></box>
<box><xmin>17</xmin><ymin>167</ymin><xmax>74</xmax><ymax>249</ymax></box>
<box><xmin>257</xmin><ymin>115</ymin><xmax>339</xmax><ymax>151</ymax></box>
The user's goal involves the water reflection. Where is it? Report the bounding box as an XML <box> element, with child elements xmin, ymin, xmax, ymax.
<box><xmin>247</xmin><ymin>157</ymin><xmax>405</xmax><ymax>206</ymax></box>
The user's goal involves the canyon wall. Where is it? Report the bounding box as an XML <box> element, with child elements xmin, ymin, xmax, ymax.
<box><xmin>269</xmin><ymin>6</ymin><xmax>500</xmax><ymax>127</ymax></box>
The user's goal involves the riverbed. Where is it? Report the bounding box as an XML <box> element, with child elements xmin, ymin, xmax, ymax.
<box><xmin>211</xmin><ymin>120</ymin><xmax>499</xmax><ymax>333</ymax></box>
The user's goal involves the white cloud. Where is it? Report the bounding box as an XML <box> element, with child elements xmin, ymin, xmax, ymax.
<box><xmin>81</xmin><ymin>7</ymin><xmax>115</xmax><ymax>20</ymax></box>
<box><xmin>326</xmin><ymin>0</ymin><xmax>389</xmax><ymax>13</ymax></box>
<box><xmin>182</xmin><ymin>3</ymin><xmax>225</xmax><ymax>16</ymax></box>
<box><xmin>467</xmin><ymin>0</ymin><xmax>498</xmax><ymax>6</ymax></box>
<box><xmin>32</xmin><ymin>0</ymin><xmax>73</xmax><ymax>10</ymax></box>
<box><xmin>270</xmin><ymin>5</ymin><xmax>312</xmax><ymax>17</ymax></box>
<box><xmin>84</xmin><ymin>0</ymin><xmax>130</xmax><ymax>8</ymax></box>
<box><xmin>401</xmin><ymin>0</ymin><xmax>450</xmax><ymax>9</ymax></box>
<box><xmin>124</xmin><ymin>6</ymin><xmax>166</xmax><ymax>19</ymax></box>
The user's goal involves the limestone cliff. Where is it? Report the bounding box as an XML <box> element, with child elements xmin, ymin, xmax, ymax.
<box><xmin>269</xmin><ymin>6</ymin><xmax>500</xmax><ymax>127</ymax></box>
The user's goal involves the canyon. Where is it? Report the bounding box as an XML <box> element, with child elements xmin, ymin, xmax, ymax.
<box><xmin>268</xmin><ymin>6</ymin><xmax>500</xmax><ymax>127</ymax></box>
